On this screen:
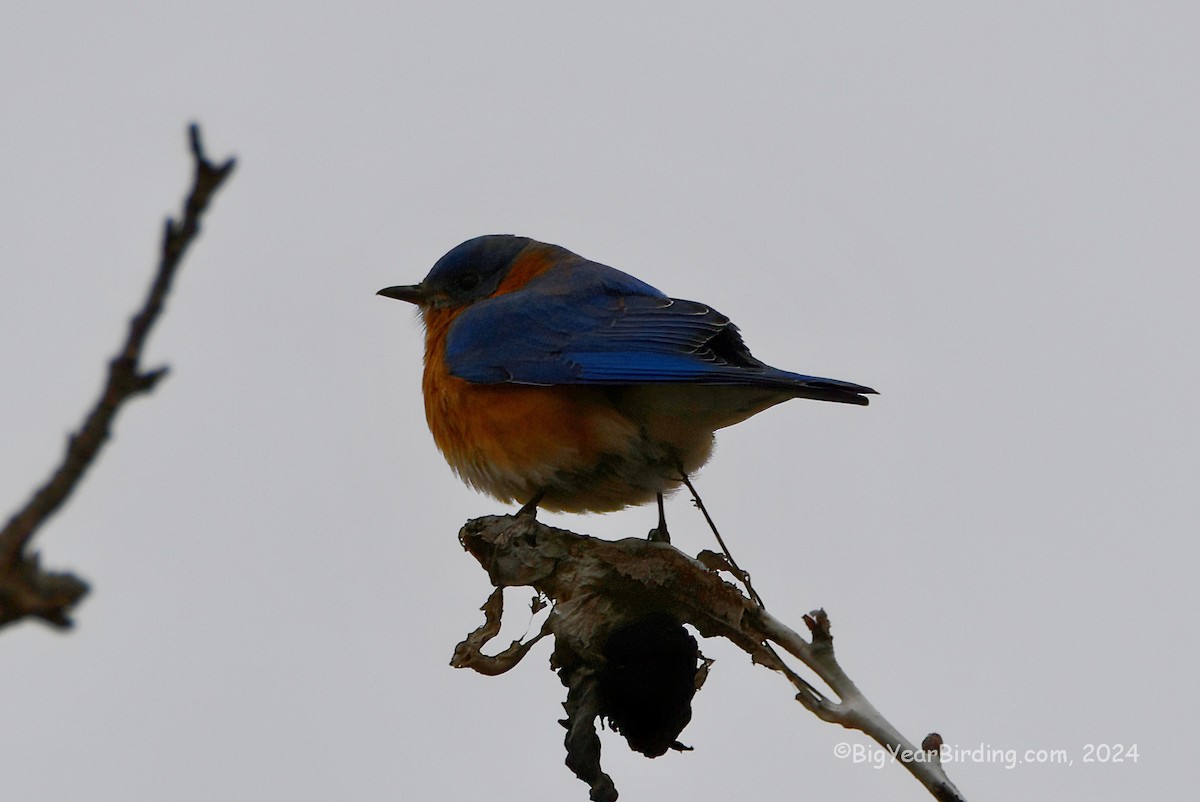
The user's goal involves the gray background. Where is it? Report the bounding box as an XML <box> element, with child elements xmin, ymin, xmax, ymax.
<box><xmin>2</xmin><ymin>2</ymin><xmax>1194</xmax><ymax>799</ymax></box>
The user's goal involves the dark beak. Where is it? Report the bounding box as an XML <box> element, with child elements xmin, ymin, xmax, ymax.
<box><xmin>377</xmin><ymin>284</ymin><xmax>427</xmax><ymax>304</ymax></box>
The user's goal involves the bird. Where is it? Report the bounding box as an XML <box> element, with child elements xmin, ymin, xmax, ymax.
<box><xmin>378</xmin><ymin>235</ymin><xmax>875</xmax><ymax>525</ymax></box>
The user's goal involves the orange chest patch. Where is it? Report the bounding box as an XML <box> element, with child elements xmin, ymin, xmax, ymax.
<box><xmin>419</xmin><ymin>306</ymin><xmax>635</xmax><ymax>477</ymax></box>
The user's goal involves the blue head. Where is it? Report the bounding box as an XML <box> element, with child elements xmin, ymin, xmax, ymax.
<box><xmin>378</xmin><ymin>235</ymin><xmax>534</xmax><ymax>309</ymax></box>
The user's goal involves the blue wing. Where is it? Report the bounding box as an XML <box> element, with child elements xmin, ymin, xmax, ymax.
<box><xmin>444</xmin><ymin>262</ymin><xmax>875</xmax><ymax>404</ymax></box>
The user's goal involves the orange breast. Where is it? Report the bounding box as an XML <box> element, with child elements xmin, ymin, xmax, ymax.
<box><xmin>420</xmin><ymin>307</ymin><xmax>640</xmax><ymax>507</ymax></box>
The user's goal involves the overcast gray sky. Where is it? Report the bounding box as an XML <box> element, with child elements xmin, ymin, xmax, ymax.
<box><xmin>2</xmin><ymin>2</ymin><xmax>1196</xmax><ymax>800</ymax></box>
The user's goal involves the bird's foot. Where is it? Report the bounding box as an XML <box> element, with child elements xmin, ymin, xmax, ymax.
<box><xmin>647</xmin><ymin>493</ymin><xmax>671</xmax><ymax>543</ymax></box>
<box><xmin>516</xmin><ymin>489</ymin><xmax>545</xmax><ymax>518</ymax></box>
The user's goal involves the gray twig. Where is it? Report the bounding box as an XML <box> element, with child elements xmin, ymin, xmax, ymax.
<box><xmin>0</xmin><ymin>124</ymin><xmax>235</xmax><ymax>630</ymax></box>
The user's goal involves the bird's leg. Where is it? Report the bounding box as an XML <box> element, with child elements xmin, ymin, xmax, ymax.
<box><xmin>647</xmin><ymin>493</ymin><xmax>670</xmax><ymax>543</ymax></box>
<box><xmin>679</xmin><ymin>471</ymin><xmax>766</xmax><ymax>608</ymax></box>
<box><xmin>516</xmin><ymin>489</ymin><xmax>545</xmax><ymax>518</ymax></box>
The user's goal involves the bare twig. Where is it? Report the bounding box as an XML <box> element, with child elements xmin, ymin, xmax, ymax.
<box><xmin>0</xmin><ymin>124</ymin><xmax>235</xmax><ymax>630</ymax></box>
<box><xmin>754</xmin><ymin>609</ymin><xmax>966</xmax><ymax>801</ymax></box>
<box><xmin>452</xmin><ymin>514</ymin><xmax>967</xmax><ymax>802</ymax></box>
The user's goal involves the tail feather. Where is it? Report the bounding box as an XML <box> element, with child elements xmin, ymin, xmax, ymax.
<box><xmin>785</xmin><ymin>377</ymin><xmax>877</xmax><ymax>406</ymax></box>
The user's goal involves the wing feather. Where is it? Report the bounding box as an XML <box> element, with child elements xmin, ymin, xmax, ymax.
<box><xmin>443</xmin><ymin>263</ymin><xmax>874</xmax><ymax>404</ymax></box>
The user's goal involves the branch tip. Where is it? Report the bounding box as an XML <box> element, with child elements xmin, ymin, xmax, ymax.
<box><xmin>135</xmin><ymin>366</ymin><xmax>170</xmax><ymax>393</ymax></box>
<box><xmin>188</xmin><ymin>122</ymin><xmax>203</xmax><ymax>160</ymax></box>
<box><xmin>189</xmin><ymin>122</ymin><xmax>236</xmax><ymax>180</ymax></box>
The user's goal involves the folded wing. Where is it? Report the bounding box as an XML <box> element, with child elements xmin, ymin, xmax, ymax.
<box><xmin>444</xmin><ymin>265</ymin><xmax>875</xmax><ymax>405</ymax></box>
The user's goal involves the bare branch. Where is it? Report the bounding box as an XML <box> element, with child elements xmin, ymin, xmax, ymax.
<box><xmin>452</xmin><ymin>514</ymin><xmax>967</xmax><ymax>802</ymax></box>
<box><xmin>0</xmin><ymin>124</ymin><xmax>235</xmax><ymax>631</ymax></box>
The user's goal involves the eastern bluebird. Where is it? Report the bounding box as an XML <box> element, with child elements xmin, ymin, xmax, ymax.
<box><xmin>379</xmin><ymin>235</ymin><xmax>875</xmax><ymax>519</ymax></box>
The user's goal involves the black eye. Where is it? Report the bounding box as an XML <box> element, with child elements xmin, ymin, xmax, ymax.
<box><xmin>454</xmin><ymin>272</ymin><xmax>483</xmax><ymax>292</ymax></box>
